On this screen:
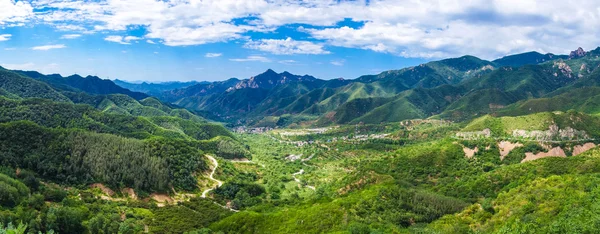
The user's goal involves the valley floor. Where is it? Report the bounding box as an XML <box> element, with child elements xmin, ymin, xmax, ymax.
<box><xmin>4</xmin><ymin>114</ymin><xmax>600</xmax><ymax>233</ymax></box>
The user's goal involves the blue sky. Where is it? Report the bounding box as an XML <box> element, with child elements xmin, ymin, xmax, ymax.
<box><xmin>0</xmin><ymin>0</ymin><xmax>599</xmax><ymax>82</ymax></box>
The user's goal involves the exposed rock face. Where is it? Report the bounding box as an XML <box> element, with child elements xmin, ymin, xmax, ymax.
<box><xmin>229</xmin><ymin>69</ymin><xmax>318</xmax><ymax>91</ymax></box>
<box><xmin>498</xmin><ymin>141</ymin><xmax>523</xmax><ymax>160</ymax></box>
<box><xmin>569</xmin><ymin>47</ymin><xmax>587</xmax><ymax>59</ymax></box>
<box><xmin>553</xmin><ymin>61</ymin><xmax>573</xmax><ymax>78</ymax></box>
<box><xmin>512</xmin><ymin>125</ymin><xmax>589</xmax><ymax>141</ymax></box>
<box><xmin>522</xmin><ymin>147</ymin><xmax>567</xmax><ymax>162</ymax></box>
<box><xmin>573</xmin><ymin>143</ymin><xmax>597</xmax><ymax>156</ymax></box>
<box><xmin>456</xmin><ymin>128</ymin><xmax>491</xmax><ymax>140</ymax></box>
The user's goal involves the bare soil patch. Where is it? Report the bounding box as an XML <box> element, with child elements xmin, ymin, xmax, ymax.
<box><xmin>573</xmin><ymin>143</ymin><xmax>596</xmax><ymax>156</ymax></box>
<box><xmin>498</xmin><ymin>141</ymin><xmax>523</xmax><ymax>160</ymax></box>
<box><xmin>522</xmin><ymin>147</ymin><xmax>566</xmax><ymax>162</ymax></box>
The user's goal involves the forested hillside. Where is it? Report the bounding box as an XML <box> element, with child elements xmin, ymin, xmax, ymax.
<box><xmin>0</xmin><ymin>68</ymin><xmax>252</xmax><ymax>232</ymax></box>
<box><xmin>137</xmin><ymin>47</ymin><xmax>600</xmax><ymax>128</ymax></box>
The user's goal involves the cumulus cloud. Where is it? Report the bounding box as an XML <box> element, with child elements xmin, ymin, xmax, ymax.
<box><xmin>9</xmin><ymin>0</ymin><xmax>600</xmax><ymax>59</ymax></box>
<box><xmin>31</xmin><ymin>44</ymin><xmax>66</xmax><ymax>50</ymax></box>
<box><xmin>0</xmin><ymin>0</ymin><xmax>33</xmax><ymax>25</ymax></box>
<box><xmin>230</xmin><ymin>55</ymin><xmax>271</xmax><ymax>62</ymax></box>
<box><xmin>245</xmin><ymin>37</ymin><xmax>329</xmax><ymax>55</ymax></box>
<box><xmin>205</xmin><ymin>53</ymin><xmax>222</xmax><ymax>58</ymax></box>
<box><xmin>60</xmin><ymin>34</ymin><xmax>81</xmax><ymax>39</ymax></box>
<box><xmin>145</xmin><ymin>23</ymin><xmax>252</xmax><ymax>46</ymax></box>
<box><xmin>0</xmin><ymin>34</ymin><xmax>11</xmax><ymax>41</ymax></box>
<box><xmin>104</xmin><ymin>35</ymin><xmax>142</xmax><ymax>45</ymax></box>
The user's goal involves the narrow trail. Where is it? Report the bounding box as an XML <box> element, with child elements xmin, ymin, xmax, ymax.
<box><xmin>292</xmin><ymin>169</ymin><xmax>316</xmax><ymax>191</ymax></box>
<box><xmin>202</xmin><ymin>155</ymin><xmax>223</xmax><ymax>198</ymax></box>
<box><xmin>290</xmin><ymin>154</ymin><xmax>317</xmax><ymax>190</ymax></box>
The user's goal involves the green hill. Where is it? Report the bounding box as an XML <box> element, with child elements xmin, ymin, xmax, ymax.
<box><xmin>0</xmin><ymin>68</ymin><xmax>70</xmax><ymax>102</ymax></box>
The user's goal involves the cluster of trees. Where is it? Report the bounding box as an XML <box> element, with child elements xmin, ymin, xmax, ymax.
<box><xmin>0</xmin><ymin>171</ymin><xmax>149</xmax><ymax>234</ymax></box>
<box><xmin>0</xmin><ymin>95</ymin><xmax>251</xmax><ymax>193</ymax></box>
<box><xmin>0</xmin><ymin>97</ymin><xmax>234</xmax><ymax>142</ymax></box>
<box><xmin>196</xmin><ymin>137</ymin><xmax>251</xmax><ymax>159</ymax></box>
<box><xmin>149</xmin><ymin>198</ymin><xmax>232</xmax><ymax>233</ymax></box>
<box><xmin>0</xmin><ymin>174</ymin><xmax>29</xmax><ymax>207</ymax></box>
<box><xmin>0</xmin><ymin>121</ymin><xmax>208</xmax><ymax>192</ymax></box>
<box><xmin>213</xmin><ymin>181</ymin><xmax>266</xmax><ymax>210</ymax></box>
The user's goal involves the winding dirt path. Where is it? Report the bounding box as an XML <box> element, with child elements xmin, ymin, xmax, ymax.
<box><xmin>292</xmin><ymin>169</ymin><xmax>316</xmax><ymax>191</ymax></box>
<box><xmin>201</xmin><ymin>155</ymin><xmax>223</xmax><ymax>198</ymax></box>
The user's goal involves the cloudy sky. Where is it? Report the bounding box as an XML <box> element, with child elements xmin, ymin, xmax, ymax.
<box><xmin>0</xmin><ymin>0</ymin><xmax>599</xmax><ymax>82</ymax></box>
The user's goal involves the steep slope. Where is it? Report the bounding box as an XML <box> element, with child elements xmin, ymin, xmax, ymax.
<box><xmin>169</xmin><ymin>70</ymin><xmax>327</xmax><ymax>119</ymax></box>
<box><xmin>358</xmin><ymin>55</ymin><xmax>495</xmax><ymax>89</ymax></box>
<box><xmin>323</xmin><ymin>85</ymin><xmax>463</xmax><ymax>124</ymax></box>
<box><xmin>0</xmin><ymin>68</ymin><xmax>70</xmax><ymax>102</ymax></box>
<box><xmin>229</xmin><ymin>69</ymin><xmax>322</xmax><ymax>90</ymax></box>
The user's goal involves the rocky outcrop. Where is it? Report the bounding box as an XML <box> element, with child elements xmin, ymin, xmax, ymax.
<box><xmin>569</xmin><ymin>47</ymin><xmax>587</xmax><ymax>59</ymax></box>
<box><xmin>553</xmin><ymin>61</ymin><xmax>573</xmax><ymax>78</ymax></box>
<box><xmin>456</xmin><ymin>128</ymin><xmax>491</xmax><ymax>140</ymax></box>
<box><xmin>229</xmin><ymin>69</ymin><xmax>318</xmax><ymax>91</ymax></box>
<box><xmin>512</xmin><ymin>125</ymin><xmax>589</xmax><ymax>141</ymax></box>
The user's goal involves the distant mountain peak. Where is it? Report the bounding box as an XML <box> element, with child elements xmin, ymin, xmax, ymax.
<box><xmin>231</xmin><ymin>69</ymin><xmax>318</xmax><ymax>90</ymax></box>
<box><xmin>262</xmin><ymin>69</ymin><xmax>277</xmax><ymax>75</ymax></box>
<box><xmin>569</xmin><ymin>47</ymin><xmax>587</xmax><ymax>59</ymax></box>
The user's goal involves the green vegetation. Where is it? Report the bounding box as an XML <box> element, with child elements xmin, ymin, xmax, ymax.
<box><xmin>0</xmin><ymin>66</ymin><xmax>252</xmax><ymax>232</ymax></box>
<box><xmin>5</xmin><ymin>49</ymin><xmax>600</xmax><ymax>233</ymax></box>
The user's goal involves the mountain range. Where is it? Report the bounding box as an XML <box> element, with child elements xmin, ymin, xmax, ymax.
<box><xmin>113</xmin><ymin>47</ymin><xmax>600</xmax><ymax>127</ymax></box>
<box><xmin>3</xmin><ymin>46</ymin><xmax>599</xmax><ymax>129</ymax></box>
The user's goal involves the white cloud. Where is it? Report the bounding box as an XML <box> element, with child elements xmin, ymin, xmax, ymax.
<box><xmin>279</xmin><ymin>60</ymin><xmax>297</xmax><ymax>64</ymax></box>
<box><xmin>230</xmin><ymin>55</ymin><xmax>271</xmax><ymax>62</ymax></box>
<box><xmin>4</xmin><ymin>47</ymin><xmax>16</xmax><ymax>50</ymax></box>
<box><xmin>245</xmin><ymin>37</ymin><xmax>329</xmax><ymax>55</ymax></box>
<box><xmin>145</xmin><ymin>23</ymin><xmax>252</xmax><ymax>46</ymax></box>
<box><xmin>0</xmin><ymin>34</ymin><xmax>11</xmax><ymax>41</ymax></box>
<box><xmin>0</xmin><ymin>0</ymin><xmax>33</xmax><ymax>25</ymax></box>
<box><xmin>60</xmin><ymin>34</ymin><xmax>81</xmax><ymax>39</ymax></box>
<box><xmin>0</xmin><ymin>62</ymin><xmax>60</xmax><ymax>73</ymax></box>
<box><xmin>331</xmin><ymin>59</ymin><xmax>345</xmax><ymax>66</ymax></box>
<box><xmin>205</xmin><ymin>53</ymin><xmax>222</xmax><ymax>58</ymax></box>
<box><xmin>31</xmin><ymin>44</ymin><xmax>66</xmax><ymax>50</ymax></box>
<box><xmin>6</xmin><ymin>0</ymin><xmax>600</xmax><ymax>59</ymax></box>
<box><xmin>104</xmin><ymin>35</ymin><xmax>142</xmax><ymax>44</ymax></box>
<box><xmin>0</xmin><ymin>62</ymin><xmax>34</xmax><ymax>70</ymax></box>
<box><xmin>146</xmin><ymin>40</ymin><xmax>156</xmax><ymax>44</ymax></box>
